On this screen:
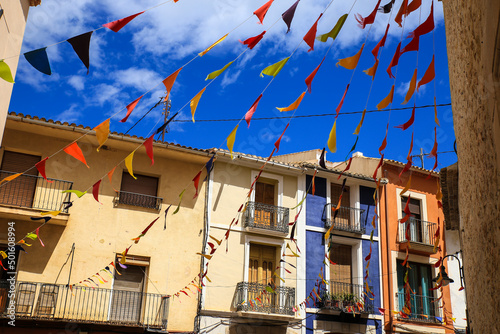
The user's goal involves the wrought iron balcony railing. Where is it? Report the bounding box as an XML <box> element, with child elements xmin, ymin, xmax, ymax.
<box><xmin>0</xmin><ymin>170</ymin><xmax>73</xmax><ymax>212</ymax></box>
<box><xmin>319</xmin><ymin>281</ymin><xmax>374</xmax><ymax>314</ymax></box>
<box><xmin>243</xmin><ymin>202</ymin><xmax>289</xmax><ymax>234</ymax></box>
<box><xmin>397</xmin><ymin>218</ymin><xmax>437</xmax><ymax>246</ymax></box>
<box><xmin>0</xmin><ymin>280</ymin><xmax>170</xmax><ymax>329</ymax></box>
<box><xmin>233</xmin><ymin>282</ymin><xmax>295</xmax><ymax>316</ymax></box>
<box><xmin>114</xmin><ymin>191</ymin><xmax>163</xmax><ymax>211</ymax></box>
<box><xmin>322</xmin><ymin>204</ymin><xmax>366</xmax><ymax>234</ymax></box>
<box><xmin>395</xmin><ymin>292</ymin><xmax>440</xmax><ymax>323</ymax></box>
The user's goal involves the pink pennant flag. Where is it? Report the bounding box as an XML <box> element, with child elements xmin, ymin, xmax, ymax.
<box><xmin>103</xmin><ymin>11</ymin><xmax>144</xmax><ymax>32</ymax></box>
<box><xmin>143</xmin><ymin>134</ymin><xmax>154</xmax><ymax>166</ymax></box>
<box><xmin>35</xmin><ymin>157</ymin><xmax>54</xmax><ymax>183</ymax></box>
<box><xmin>120</xmin><ymin>95</ymin><xmax>143</xmax><ymax>123</ymax></box>
<box><xmin>245</xmin><ymin>94</ymin><xmax>263</xmax><ymax>128</ymax></box>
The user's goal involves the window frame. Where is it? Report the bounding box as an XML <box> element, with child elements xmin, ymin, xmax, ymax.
<box><xmin>324</xmin><ymin>235</ymin><xmax>362</xmax><ymax>289</ymax></box>
<box><xmin>326</xmin><ymin>181</ymin><xmax>360</xmax><ymax>221</ymax></box>
<box><xmin>250</xmin><ymin>171</ymin><xmax>283</xmax><ymax>208</ymax></box>
<box><xmin>243</xmin><ymin>235</ymin><xmax>285</xmax><ymax>284</ymax></box>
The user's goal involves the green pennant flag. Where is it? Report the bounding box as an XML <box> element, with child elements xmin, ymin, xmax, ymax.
<box><xmin>0</xmin><ymin>60</ymin><xmax>15</xmax><ymax>83</ymax></box>
<box><xmin>205</xmin><ymin>61</ymin><xmax>234</xmax><ymax>80</ymax></box>
<box><xmin>316</xmin><ymin>14</ymin><xmax>348</xmax><ymax>43</ymax></box>
<box><xmin>260</xmin><ymin>57</ymin><xmax>290</xmax><ymax>78</ymax></box>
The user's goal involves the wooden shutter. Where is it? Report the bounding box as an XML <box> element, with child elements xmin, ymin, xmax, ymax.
<box><xmin>255</xmin><ymin>182</ymin><xmax>275</xmax><ymax>205</ymax></box>
<box><xmin>329</xmin><ymin>244</ymin><xmax>352</xmax><ymax>293</ymax></box>
<box><xmin>109</xmin><ymin>264</ymin><xmax>146</xmax><ymax>323</ymax></box>
<box><xmin>120</xmin><ymin>173</ymin><xmax>158</xmax><ymax>196</ymax></box>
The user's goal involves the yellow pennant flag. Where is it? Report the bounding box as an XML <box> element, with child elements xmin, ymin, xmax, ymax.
<box><xmin>0</xmin><ymin>251</ymin><xmax>7</xmax><ymax>259</ymax></box>
<box><xmin>205</xmin><ymin>61</ymin><xmax>234</xmax><ymax>80</ymax></box>
<box><xmin>196</xmin><ymin>253</ymin><xmax>213</xmax><ymax>260</ymax></box>
<box><xmin>377</xmin><ymin>85</ymin><xmax>394</xmax><ymax>110</ymax></box>
<box><xmin>125</xmin><ymin>151</ymin><xmax>137</xmax><ymax>179</ymax></box>
<box><xmin>199</xmin><ymin>34</ymin><xmax>228</xmax><ymax>57</ymax></box>
<box><xmin>0</xmin><ymin>60</ymin><xmax>15</xmax><ymax>83</ymax></box>
<box><xmin>401</xmin><ymin>175</ymin><xmax>412</xmax><ymax>195</ymax></box>
<box><xmin>190</xmin><ymin>87</ymin><xmax>206</xmax><ymax>122</ymax></box>
<box><xmin>94</xmin><ymin>118</ymin><xmax>110</xmax><ymax>151</ymax></box>
<box><xmin>327</xmin><ymin>119</ymin><xmax>337</xmax><ymax>153</ymax></box>
<box><xmin>0</xmin><ymin>173</ymin><xmax>22</xmax><ymax>185</ymax></box>
<box><xmin>434</xmin><ymin>97</ymin><xmax>440</xmax><ymax>126</ymax></box>
<box><xmin>336</xmin><ymin>44</ymin><xmax>365</xmax><ymax>70</ymax></box>
<box><xmin>316</xmin><ymin>14</ymin><xmax>348</xmax><ymax>42</ymax></box>
<box><xmin>277</xmin><ymin>92</ymin><xmax>306</xmax><ymax>112</ymax></box>
<box><xmin>353</xmin><ymin>109</ymin><xmax>366</xmax><ymax>135</ymax></box>
<box><xmin>226</xmin><ymin>125</ymin><xmax>239</xmax><ymax>159</ymax></box>
<box><xmin>402</xmin><ymin>69</ymin><xmax>417</xmax><ymax>105</ymax></box>
<box><xmin>260</xmin><ymin>57</ymin><xmax>290</xmax><ymax>78</ymax></box>
<box><xmin>40</xmin><ymin>210</ymin><xmax>61</xmax><ymax>216</ymax></box>
<box><xmin>363</xmin><ymin>59</ymin><xmax>379</xmax><ymax>79</ymax></box>
<box><xmin>173</xmin><ymin>189</ymin><xmax>185</xmax><ymax>215</ymax></box>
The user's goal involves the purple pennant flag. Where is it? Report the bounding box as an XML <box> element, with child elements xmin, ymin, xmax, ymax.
<box><xmin>282</xmin><ymin>0</ymin><xmax>300</xmax><ymax>33</ymax></box>
<box><xmin>67</xmin><ymin>31</ymin><xmax>93</xmax><ymax>74</ymax></box>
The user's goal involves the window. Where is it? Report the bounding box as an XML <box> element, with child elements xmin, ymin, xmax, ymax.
<box><xmin>254</xmin><ymin>180</ymin><xmax>276</xmax><ymax>227</ymax></box>
<box><xmin>331</xmin><ymin>183</ymin><xmax>352</xmax><ymax>229</ymax></box>
<box><xmin>329</xmin><ymin>243</ymin><xmax>352</xmax><ymax>294</ymax></box>
<box><xmin>248</xmin><ymin>244</ymin><xmax>278</xmax><ymax>304</ymax></box>
<box><xmin>400</xmin><ymin>196</ymin><xmax>431</xmax><ymax>244</ymax></box>
<box><xmin>401</xmin><ymin>196</ymin><xmax>422</xmax><ymax>221</ymax></box>
<box><xmin>397</xmin><ymin>260</ymin><xmax>436</xmax><ymax>319</ymax></box>
<box><xmin>117</xmin><ymin>172</ymin><xmax>160</xmax><ymax>210</ymax></box>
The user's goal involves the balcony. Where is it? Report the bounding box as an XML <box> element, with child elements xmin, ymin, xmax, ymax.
<box><xmin>114</xmin><ymin>191</ymin><xmax>163</xmax><ymax>211</ymax></box>
<box><xmin>0</xmin><ymin>171</ymin><xmax>73</xmax><ymax>220</ymax></box>
<box><xmin>319</xmin><ymin>281</ymin><xmax>374</xmax><ymax>314</ymax></box>
<box><xmin>397</xmin><ymin>218</ymin><xmax>437</xmax><ymax>253</ymax></box>
<box><xmin>233</xmin><ymin>282</ymin><xmax>295</xmax><ymax>316</ymax></box>
<box><xmin>395</xmin><ymin>292</ymin><xmax>440</xmax><ymax>324</ymax></box>
<box><xmin>0</xmin><ymin>280</ymin><xmax>170</xmax><ymax>329</ymax></box>
<box><xmin>322</xmin><ymin>204</ymin><xmax>366</xmax><ymax>234</ymax></box>
<box><xmin>243</xmin><ymin>202</ymin><xmax>289</xmax><ymax>235</ymax></box>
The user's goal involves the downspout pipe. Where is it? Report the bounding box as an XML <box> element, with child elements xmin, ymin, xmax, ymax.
<box><xmin>383</xmin><ymin>169</ymin><xmax>393</xmax><ymax>333</ymax></box>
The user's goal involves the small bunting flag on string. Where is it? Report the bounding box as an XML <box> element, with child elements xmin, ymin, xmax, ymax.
<box><xmin>163</xmin><ymin>68</ymin><xmax>183</xmax><ymax>100</ymax></box>
<box><xmin>395</xmin><ymin>0</ymin><xmax>408</xmax><ymax>27</ymax></box>
<box><xmin>240</xmin><ymin>31</ymin><xmax>266</xmax><ymax>50</ymax></box>
<box><xmin>120</xmin><ymin>95</ymin><xmax>143</xmax><ymax>123</ymax></box>
<box><xmin>379</xmin><ymin>0</ymin><xmax>395</xmax><ymax>14</ymax></box>
<box><xmin>317</xmin><ymin>14</ymin><xmax>347</xmax><ymax>42</ymax></box>
<box><xmin>206</xmin><ymin>61</ymin><xmax>234</xmax><ymax>80</ymax></box>
<box><xmin>173</xmin><ymin>189</ymin><xmax>185</xmax><ymax>215</ymax></box>
<box><xmin>62</xmin><ymin>189</ymin><xmax>87</xmax><ymax>198</ymax></box>
<box><xmin>395</xmin><ymin>104</ymin><xmax>416</xmax><ymax>130</ymax></box>
<box><xmin>303</xmin><ymin>13</ymin><xmax>323</xmax><ymax>52</ymax></box>
<box><xmin>387</xmin><ymin>42</ymin><xmax>401</xmax><ymax>78</ymax></box>
<box><xmin>407</xmin><ymin>1</ymin><xmax>434</xmax><ymax>39</ymax></box>
<box><xmin>254</xmin><ymin>0</ymin><xmax>274</xmax><ymax>24</ymax></box>
<box><xmin>245</xmin><ymin>94</ymin><xmax>263</xmax><ymax>127</ymax></box>
<box><xmin>92</xmin><ymin>180</ymin><xmax>102</xmax><ymax>204</ymax></box>
<box><xmin>143</xmin><ymin>134</ymin><xmax>155</xmax><ymax>166</ymax></box>
<box><xmin>401</xmin><ymin>35</ymin><xmax>419</xmax><ymax>54</ymax></box>
<box><xmin>354</xmin><ymin>110</ymin><xmax>366</xmax><ymax>135</ymax></box>
<box><xmin>277</xmin><ymin>92</ymin><xmax>305</xmax><ymax>112</ymax></box>
<box><xmin>418</xmin><ymin>55</ymin><xmax>435</xmax><ymax>91</ymax></box>
<box><xmin>372</xmin><ymin>24</ymin><xmax>390</xmax><ymax>59</ymax></box>
<box><xmin>226</xmin><ymin>125</ymin><xmax>238</xmax><ymax>159</ymax></box>
<box><xmin>199</xmin><ymin>34</ymin><xmax>228</xmax><ymax>56</ymax></box>
<box><xmin>94</xmin><ymin>118</ymin><xmax>110</xmax><ymax>151</ymax></box>
<box><xmin>377</xmin><ymin>85</ymin><xmax>395</xmax><ymax>110</ymax></box>
<box><xmin>190</xmin><ymin>88</ymin><xmax>206</xmax><ymax>123</ymax></box>
<box><xmin>260</xmin><ymin>57</ymin><xmax>290</xmax><ymax>78</ymax></box>
<box><xmin>355</xmin><ymin>0</ymin><xmax>382</xmax><ymax>29</ymax></box>
<box><xmin>125</xmin><ymin>151</ymin><xmax>136</xmax><ymax>179</ymax></box>
<box><xmin>336</xmin><ymin>84</ymin><xmax>349</xmax><ymax>116</ymax></box>
<box><xmin>192</xmin><ymin>171</ymin><xmax>202</xmax><ymax>199</ymax></box>
<box><xmin>107</xmin><ymin>166</ymin><xmax>117</xmax><ymax>188</ymax></box>
<box><xmin>0</xmin><ymin>173</ymin><xmax>22</xmax><ymax>185</ymax></box>
<box><xmin>305</xmin><ymin>57</ymin><xmax>325</xmax><ymax>93</ymax></box>
<box><xmin>282</xmin><ymin>0</ymin><xmax>300</xmax><ymax>33</ymax></box>
<box><xmin>407</xmin><ymin>0</ymin><xmax>422</xmax><ymax>16</ymax></box>
<box><xmin>274</xmin><ymin>124</ymin><xmax>289</xmax><ymax>152</ymax></box>
<box><xmin>319</xmin><ymin>148</ymin><xmax>327</xmax><ymax>169</ymax></box>
<box><xmin>67</xmin><ymin>31</ymin><xmax>93</xmax><ymax>74</ymax></box>
<box><xmin>35</xmin><ymin>157</ymin><xmax>52</xmax><ymax>182</ymax></box>
<box><xmin>64</xmin><ymin>142</ymin><xmax>89</xmax><ymax>168</ymax></box>
<box><xmin>24</xmin><ymin>48</ymin><xmax>51</xmax><ymax>75</ymax></box>
<box><xmin>327</xmin><ymin>119</ymin><xmax>337</xmax><ymax>153</ymax></box>
<box><xmin>337</xmin><ymin>44</ymin><xmax>365</xmax><ymax>70</ymax></box>
<box><xmin>0</xmin><ymin>60</ymin><xmax>15</xmax><ymax>83</ymax></box>
<box><xmin>402</xmin><ymin>69</ymin><xmax>418</xmax><ymax>105</ymax></box>
<box><xmin>40</xmin><ymin>210</ymin><xmax>61</xmax><ymax>216</ymax></box>
<box><xmin>363</xmin><ymin>60</ymin><xmax>379</xmax><ymax>79</ymax></box>
<box><xmin>103</xmin><ymin>11</ymin><xmax>144</xmax><ymax>32</ymax></box>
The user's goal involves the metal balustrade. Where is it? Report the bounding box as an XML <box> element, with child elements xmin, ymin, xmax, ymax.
<box><xmin>322</xmin><ymin>204</ymin><xmax>366</xmax><ymax>234</ymax></box>
<box><xmin>395</xmin><ymin>292</ymin><xmax>440</xmax><ymax>323</ymax></box>
<box><xmin>233</xmin><ymin>282</ymin><xmax>295</xmax><ymax>315</ymax></box>
<box><xmin>0</xmin><ymin>280</ymin><xmax>169</xmax><ymax>329</ymax></box>
<box><xmin>0</xmin><ymin>170</ymin><xmax>73</xmax><ymax>212</ymax></box>
<box><xmin>319</xmin><ymin>281</ymin><xmax>374</xmax><ymax>314</ymax></box>
<box><xmin>397</xmin><ymin>218</ymin><xmax>437</xmax><ymax>246</ymax></box>
<box><xmin>114</xmin><ymin>191</ymin><xmax>163</xmax><ymax>211</ymax></box>
<box><xmin>243</xmin><ymin>202</ymin><xmax>289</xmax><ymax>234</ymax></box>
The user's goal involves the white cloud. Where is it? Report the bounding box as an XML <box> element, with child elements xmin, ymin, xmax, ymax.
<box><xmin>56</xmin><ymin>104</ymin><xmax>82</xmax><ymax>123</ymax></box>
<box><xmin>68</xmin><ymin>75</ymin><xmax>85</xmax><ymax>91</ymax></box>
<box><xmin>221</xmin><ymin>69</ymin><xmax>241</xmax><ymax>88</ymax></box>
<box><xmin>111</xmin><ymin>67</ymin><xmax>163</xmax><ymax>92</ymax></box>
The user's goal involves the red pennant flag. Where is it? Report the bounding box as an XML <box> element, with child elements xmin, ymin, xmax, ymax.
<box><xmin>254</xmin><ymin>0</ymin><xmax>274</xmax><ymax>24</ymax></box>
<box><xmin>372</xmin><ymin>24</ymin><xmax>390</xmax><ymax>60</ymax></box>
<box><xmin>120</xmin><ymin>95</ymin><xmax>143</xmax><ymax>123</ymax></box>
<box><xmin>103</xmin><ymin>11</ymin><xmax>144</xmax><ymax>32</ymax></box>
<box><xmin>407</xmin><ymin>0</ymin><xmax>421</xmax><ymax>16</ymax></box>
<box><xmin>401</xmin><ymin>35</ymin><xmax>419</xmax><ymax>54</ymax></box>
<box><xmin>395</xmin><ymin>104</ymin><xmax>415</xmax><ymax>130</ymax></box>
<box><xmin>143</xmin><ymin>134</ymin><xmax>154</xmax><ymax>166</ymax></box>
<box><xmin>427</xmin><ymin>127</ymin><xmax>438</xmax><ymax>171</ymax></box>
<box><xmin>379</xmin><ymin>130</ymin><xmax>388</xmax><ymax>154</ymax></box>
<box><xmin>418</xmin><ymin>55</ymin><xmax>435</xmax><ymax>90</ymax></box>
<box><xmin>245</xmin><ymin>94</ymin><xmax>263</xmax><ymax>128</ymax></box>
<box><xmin>373</xmin><ymin>155</ymin><xmax>384</xmax><ymax>180</ymax></box>
<box><xmin>63</xmin><ymin>142</ymin><xmax>89</xmax><ymax>168</ymax></box>
<box><xmin>355</xmin><ymin>0</ymin><xmax>381</xmax><ymax>29</ymax></box>
<box><xmin>399</xmin><ymin>134</ymin><xmax>414</xmax><ymax>180</ymax></box>
<box><xmin>435</xmin><ymin>256</ymin><xmax>442</xmax><ymax>268</ymax></box>
<box><xmin>337</xmin><ymin>157</ymin><xmax>353</xmax><ymax>180</ymax></box>
<box><xmin>395</xmin><ymin>0</ymin><xmax>408</xmax><ymax>27</ymax></box>
<box><xmin>93</xmin><ymin>179</ymin><xmax>102</xmax><ymax>203</ymax></box>
<box><xmin>240</xmin><ymin>31</ymin><xmax>266</xmax><ymax>49</ymax></box>
<box><xmin>336</xmin><ymin>84</ymin><xmax>349</xmax><ymax>117</ymax></box>
<box><xmin>163</xmin><ymin>68</ymin><xmax>183</xmax><ymax>100</ymax></box>
<box><xmin>35</xmin><ymin>157</ymin><xmax>53</xmax><ymax>183</ymax></box>
<box><xmin>303</xmin><ymin>14</ymin><xmax>323</xmax><ymax>52</ymax></box>
<box><xmin>400</xmin><ymin>195</ymin><xmax>412</xmax><ymax>223</ymax></box>
<box><xmin>274</xmin><ymin>124</ymin><xmax>289</xmax><ymax>152</ymax></box>
<box><xmin>192</xmin><ymin>171</ymin><xmax>202</xmax><ymax>199</ymax></box>
<box><xmin>311</xmin><ymin>169</ymin><xmax>317</xmax><ymax>195</ymax></box>
<box><xmin>407</xmin><ymin>2</ymin><xmax>434</xmax><ymax>39</ymax></box>
<box><xmin>305</xmin><ymin>57</ymin><xmax>325</xmax><ymax>93</ymax></box>
<box><xmin>387</xmin><ymin>42</ymin><xmax>401</xmax><ymax>79</ymax></box>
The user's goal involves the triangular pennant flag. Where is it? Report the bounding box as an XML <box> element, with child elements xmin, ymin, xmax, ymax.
<box><xmin>36</xmin><ymin>227</ymin><xmax>45</xmax><ymax>247</ymax></box>
<box><xmin>319</xmin><ymin>148</ymin><xmax>326</xmax><ymax>169</ymax></box>
<box><xmin>282</xmin><ymin>0</ymin><xmax>300</xmax><ymax>33</ymax></box>
<box><xmin>427</xmin><ymin>127</ymin><xmax>438</xmax><ymax>171</ymax></box>
<box><xmin>206</xmin><ymin>61</ymin><xmax>234</xmax><ymax>80</ymax></box>
<box><xmin>0</xmin><ymin>173</ymin><xmax>22</xmax><ymax>185</ymax></box>
<box><xmin>337</xmin><ymin>44</ymin><xmax>365</xmax><ymax>70</ymax></box>
<box><xmin>379</xmin><ymin>129</ymin><xmax>388</xmax><ymax>154</ymax></box>
<box><xmin>434</xmin><ymin>97</ymin><xmax>440</xmax><ymax>126</ymax></box>
<box><xmin>107</xmin><ymin>166</ymin><xmax>117</xmax><ymax>189</ymax></box>
<box><xmin>395</xmin><ymin>0</ymin><xmax>408</xmax><ymax>27</ymax></box>
<box><xmin>372</xmin><ymin>24</ymin><xmax>390</xmax><ymax>59</ymax></box>
<box><xmin>401</xmin><ymin>175</ymin><xmax>412</xmax><ymax>195</ymax></box>
<box><xmin>245</xmin><ymin>94</ymin><xmax>263</xmax><ymax>127</ymax></box>
<box><xmin>377</xmin><ymin>85</ymin><xmax>394</xmax><ymax>110</ymax></box>
<box><xmin>226</xmin><ymin>125</ymin><xmax>239</xmax><ymax>159</ymax></box>
<box><xmin>317</xmin><ymin>14</ymin><xmax>348</xmax><ymax>42</ymax></box>
<box><xmin>120</xmin><ymin>95</ymin><xmax>143</xmax><ymax>123</ymax></box>
<box><xmin>205</xmin><ymin>155</ymin><xmax>215</xmax><ymax>176</ymax></box>
<box><xmin>336</xmin><ymin>84</ymin><xmax>349</xmax><ymax>117</ymax></box>
<box><xmin>173</xmin><ymin>189</ymin><xmax>185</xmax><ymax>215</ymax></box>
<box><xmin>240</xmin><ymin>31</ymin><xmax>266</xmax><ymax>49</ymax></box>
<box><xmin>338</xmin><ymin>157</ymin><xmax>353</xmax><ymax>180</ymax></box>
<box><xmin>163</xmin><ymin>204</ymin><xmax>171</xmax><ymax>230</ymax></box>
<box><xmin>418</xmin><ymin>55</ymin><xmax>435</xmax><ymax>91</ymax></box>
<box><xmin>143</xmin><ymin>134</ymin><xmax>154</xmax><ymax>166</ymax></box>
<box><xmin>40</xmin><ymin>210</ymin><xmax>61</xmax><ymax>216</ymax></box>
<box><xmin>24</xmin><ymin>48</ymin><xmax>51</xmax><ymax>75</ymax></box>
<box><xmin>67</xmin><ymin>31</ymin><xmax>93</xmax><ymax>74</ymax></box>
<box><xmin>402</xmin><ymin>69</ymin><xmax>418</xmax><ymax>105</ymax></box>
<box><xmin>353</xmin><ymin>109</ymin><xmax>367</xmax><ymax>135</ymax></box>
<box><xmin>277</xmin><ymin>92</ymin><xmax>305</xmax><ymax>112</ymax></box>
<box><xmin>395</xmin><ymin>104</ymin><xmax>415</xmax><ymax>130</ymax></box>
<box><xmin>62</xmin><ymin>189</ymin><xmax>87</xmax><ymax>198</ymax></box>
<box><xmin>92</xmin><ymin>179</ymin><xmax>102</xmax><ymax>204</ymax></box>
<box><xmin>303</xmin><ymin>13</ymin><xmax>323</xmax><ymax>52</ymax></box>
<box><xmin>379</xmin><ymin>0</ymin><xmax>395</xmax><ymax>13</ymax></box>
<box><xmin>125</xmin><ymin>151</ymin><xmax>136</xmax><ymax>179</ymax></box>
<box><xmin>401</xmin><ymin>35</ymin><xmax>419</xmax><ymax>54</ymax></box>
<box><xmin>192</xmin><ymin>171</ymin><xmax>202</xmax><ymax>199</ymax></box>
<box><xmin>0</xmin><ymin>60</ymin><xmax>15</xmax><ymax>83</ymax></box>
<box><xmin>387</xmin><ymin>42</ymin><xmax>401</xmax><ymax>79</ymax></box>
<box><xmin>305</xmin><ymin>57</ymin><xmax>325</xmax><ymax>93</ymax></box>
<box><xmin>254</xmin><ymin>0</ymin><xmax>274</xmax><ymax>24</ymax></box>
<box><xmin>63</xmin><ymin>142</ymin><xmax>89</xmax><ymax>168</ymax></box>
<box><xmin>355</xmin><ymin>0</ymin><xmax>381</xmax><ymax>29</ymax></box>
<box><xmin>163</xmin><ymin>68</ymin><xmax>183</xmax><ymax>100</ymax></box>
<box><xmin>407</xmin><ymin>2</ymin><xmax>434</xmax><ymax>39</ymax></box>
<box><xmin>373</xmin><ymin>154</ymin><xmax>384</xmax><ymax>180</ymax></box>
<box><xmin>407</xmin><ymin>0</ymin><xmax>421</xmax><ymax>15</ymax></box>
<box><xmin>155</xmin><ymin>112</ymin><xmax>179</xmax><ymax>134</ymax></box>
<box><xmin>199</xmin><ymin>34</ymin><xmax>228</xmax><ymax>56</ymax></box>
<box><xmin>274</xmin><ymin>124</ymin><xmax>289</xmax><ymax>152</ymax></box>
<box><xmin>94</xmin><ymin>118</ymin><xmax>110</xmax><ymax>151</ymax></box>
<box><xmin>103</xmin><ymin>11</ymin><xmax>144</xmax><ymax>32</ymax></box>
<box><xmin>311</xmin><ymin>169</ymin><xmax>317</xmax><ymax>195</ymax></box>
<box><xmin>260</xmin><ymin>57</ymin><xmax>290</xmax><ymax>77</ymax></box>
<box><xmin>190</xmin><ymin>87</ymin><xmax>206</xmax><ymax>122</ymax></box>
<box><xmin>327</xmin><ymin>119</ymin><xmax>337</xmax><ymax>153</ymax></box>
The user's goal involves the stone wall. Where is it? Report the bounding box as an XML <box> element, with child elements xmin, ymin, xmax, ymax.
<box><xmin>441</xmin><ymin>0</ymin><xmax>500</xmax><ymax>333</ymax></box>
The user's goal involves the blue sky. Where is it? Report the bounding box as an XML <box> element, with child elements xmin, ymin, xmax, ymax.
<box><xmin>9</xmin><ymin>0</ymin><xmax>457</xmax><ymax>170</ymax></box>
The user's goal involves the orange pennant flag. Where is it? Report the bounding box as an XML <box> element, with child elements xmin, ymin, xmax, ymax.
<box><xmin>163</xmin><ymin>67</ymin><xmax>183</xmax><ymax>100</ymax></box>
<box><xmin>276</xmin><ymin>92</ymin><xmax>305</xmax><ymax>112</ymax></box>
<box><xmin>353</xmin><ymin>109</ymin><xmax>366</xmax><ymax>135</ymax></box>
<box><xmin>64</xmin><ymin>142</ymin><xmax>89</xmax><ymax>168</ymax></box>
<box><xmin>327</xmin><ymin>119</ymin><xmax>337</xmax><ymax>153</ymax></box>
<box><xmin>363</xmin><ymin>59</ymin><xmax>379</xmax><ymax>79</ymax></box>
<box><xmin>402</xmin><ymin>69</ymin><xmax>417</xmax><ymax>105</ymax></box>
<box><xmin>417</xmin><ymin>55</ymin><xmax>435</xmax><ymax>91</ymax></box>
<box><xmin>108</xmin><ymin>166</ymin><xmax>117</xmax><ymax>191</ymax></box>
<box><xmin>190</xmin><ymin>87</ymin><xmax>206</xmax><ymax>122</ymax></box>
<box><xmin>377</xmin><ymin>85</ymin><xmax>394</xmax><ymax>110</ymax></box>
<box><xmin>434</xmin><ymin>97</ymin><xmax>440</xmax><ymax>126</ymax></box>
<box><xmin>337</xmin><ymin>44</ymin><xmax>365</xmax><ymax>70</ymax></box>
<box><xmin>401</xmin><ymin>175</ymin><xmax>412</xmax><ymax>195</ymax></box>
<box><xmin>199</xmin><ymin>34</ymin><xmax>228</xmax><ymax>57</ymax></box>
<box><xmin>0</xmin><ymin>173</ymin><xmax>22</xmax><ymax>185</ymax></box>
<box><xmin>94</xmin><ymin>118</ymin><xmax>110</xmax><ymax>151</ymax></box>
<box><xmin>125</xmin><ymin>151</ymin><xmax>136</xmax><ymax>179</ymax></box>
<box><xmin>120</xmin><ymin>95</ymin><xmax>143</xmax><ymax>123</ymax></box>
<box><xmin>254</xmin><ymin>0</ymin><xmax>274</xmax><ymax>24</ymax></box>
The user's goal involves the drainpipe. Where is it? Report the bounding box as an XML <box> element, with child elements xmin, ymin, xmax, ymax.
<box><xmin>383</xmin><ymin>170</ymin><xmax>393</xmax><ymax>333</ymax></box>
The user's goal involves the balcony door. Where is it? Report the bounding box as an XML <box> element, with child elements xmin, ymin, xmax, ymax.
<box><xmin>329</xmin><ymin>243</ymin><xmax>352</xmax><ymax>295</ymax></box>
<box><xmin>109</xmin><ymin>262</ymin><xmax>146</xmax><ymax>324</ymax></box>
<box><xmin>401</xmin><ymin>196</ymin><xmax>423</xmax><ymax>242</ymax></box>
<box><xmin>0</xmin><ymin>151</ymin><xmax>41</xmax><ymax>208</ymax></box>
<box><xmin>331</xmin><ymin>183</ymin><xmax>351</xmax><ymax>229</ymax></box>
<box><xmin>255</xmin><ymin>181</ymin><xmax>275</xmax><ymax>228</ymax></box>
<box><xmin>248</xmin><ymin>244</ymin><xmax>277</xmax><ymax>306</ymax></box>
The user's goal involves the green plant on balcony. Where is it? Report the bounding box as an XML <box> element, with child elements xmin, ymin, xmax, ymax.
<box><xmin>321</xmin><ymin>291</ymin><xmax>359</xmax><ymax>309</ymax></box>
